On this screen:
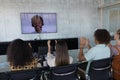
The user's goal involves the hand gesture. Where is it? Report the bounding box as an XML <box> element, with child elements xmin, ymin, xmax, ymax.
<box><xmin>47</xmin><ymin>40</ymin><xmax>51</xmax><ymax>53</ymax></box>
<box><xmin>47</xmin><ymin>40</ymin><xmax>51</xmax><ymax>47</ymax></box>
<box><xmin>85</xmin><ymin>39</ymin><xmax>91</xmax><ymax>49</ymax></box>
<box><xmin>80</xmin><ymin>37</ymin><xmax>87</xmax><ymax>48</ymax></box>
<box><xmin>85</xmin><ymin>39</ymin><xmax>90</xmax><ymax>46</ymax></box>
<box><xmin>28</xmin><ymin>43</ymin><xmax>32</xmax><ymax>48</ymax></box>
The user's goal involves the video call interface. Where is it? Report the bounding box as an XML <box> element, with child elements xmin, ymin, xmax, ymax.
<box><xmin>21</xmin><ymin>13</ymin><xmax>57</xmax><ymax>34</ymax></box>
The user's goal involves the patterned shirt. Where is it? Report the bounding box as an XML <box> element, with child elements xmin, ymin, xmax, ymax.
<box><xmin>10</xmin><ymin>59</ymin><xmax>37</xmax><ymax>71</ymax></box>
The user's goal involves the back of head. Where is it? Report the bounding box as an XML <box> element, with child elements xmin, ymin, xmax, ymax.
<box><xmin>7</xmin><ymin>39</ymin><xmax>33</xmax><ymax>67</ymax></box>
<box><xmin>55</xmin><ymin>40</ymin><xmax>69</xmax><ymax>66</ymax></box>
<box><xmin>94</xmin><ymin>29</ymin><xmax>111</xmax><ymax>45</ymax></box>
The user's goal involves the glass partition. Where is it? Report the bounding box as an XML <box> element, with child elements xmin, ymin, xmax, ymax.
<box><xmin>102</xmin><ymin>0</ymin><xmax>120</xmax><ymax>33</ymax></box>
<box><xmin>104</xmin><ymin>0</ymin><xmax>120</xmax><ymax>4</ymax></box>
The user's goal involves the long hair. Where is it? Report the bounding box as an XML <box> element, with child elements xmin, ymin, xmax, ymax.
<box><xmin>94</xmin><ymin>29</ymin><xmax>111</xmax><ymax>45</ymax></box>
<box><xmin>7</xmin><ymin>39</ymin><xmax>33</xmax><ymax>67</ymax></box>
<box><xmin>55</xmin><ymin>40</ymin><xmax>69</xmax><ymax>66</ymax></box>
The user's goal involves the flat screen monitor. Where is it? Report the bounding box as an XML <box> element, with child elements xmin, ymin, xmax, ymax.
<box><xmin>20</xmin><ymin>13</ymin><xmax>57</xmax><ymax>34</ymax></box>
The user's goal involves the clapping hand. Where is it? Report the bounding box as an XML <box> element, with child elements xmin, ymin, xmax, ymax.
<box><xmin>80</xmin><ymin>37</ymin><xmax>91</xmax><ymax>49</ymax></box>
<box><xmin>80</xmin><ymin>37</ymin><xmax>87</xmax><ymax>48</ymax></box>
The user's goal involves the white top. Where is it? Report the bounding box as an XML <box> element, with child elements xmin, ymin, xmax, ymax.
<box><xmin>46</xmin><ymin>53</ymin><xmax>73</xmax><ymax>67</ymax></box>
<box><xmin>84</xmin><ymin>44</ymin><xmax>111</xmax><ymax>61</ymax></box>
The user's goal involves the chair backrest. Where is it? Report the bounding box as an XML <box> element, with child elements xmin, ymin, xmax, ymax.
<box><xmin>0</xmin><ymin>68</ymin><xmax>40</xmax><ymax>80</ymax></box>
<box><xmin>78</xmin><ymin>61</ymin><xmax>88</xmax><ymax>71</ymax></box>
<box><xmin>89</xmin><ymin>57</ymin><xmax>112</xmax><ymax>80</ymax></box>
<box><xmin>78</xmin><ymin>61</ymin><xmax>89</xmax><ymax>80</ymax></box>
<box><xmin>0</xmin><ymin>72</ymin><xmax>9</xmax><ymax>80</ymax></box>
<box><xmin>50</xmin><ymin>63</ymin><xmax>78</xmax><ymax>80</ymax></box>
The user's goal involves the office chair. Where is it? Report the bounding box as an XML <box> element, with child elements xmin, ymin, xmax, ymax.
<box><xmin>0</xmin><ymin>68</ymin><xmax>40</xmax><ymax>80</ymax></box>
<box><xmin>0</xmin><ymin>72</ymin><xmax>9</xmax><ymax>80</ymax></box>
<box><xmin>78</xmin><ymin>57</ymin><xmax>112</xmax><ymax>80</ymax></box>
<box><xmin>78</xmin><ymin>61</ymin><xmax>89</xmax><ymax>80</ymax></box>
<box><xmin>49</xmin><ymin>63</ymin><xmax>79</xmax><ymax>80</ymax></box>
<box><xmin>89</xmin><ymin>57</ymin><xmax>112</xmax><ymax>80</ymax></box>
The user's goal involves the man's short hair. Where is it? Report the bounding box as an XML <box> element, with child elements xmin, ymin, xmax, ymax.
<box><xmin>94</xmin><ymin>29</ymin><xmax>111</xmax><ymax>45</ymax></box>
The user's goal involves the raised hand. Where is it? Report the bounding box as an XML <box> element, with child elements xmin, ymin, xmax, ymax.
<box><xmin>47</xmin><ymin>40</ymin><xmax>51</xmax><ymax>53</ymax></box>
<box><xmin>80</xmin><ymin>37</ymin><xmax>87</xmax><ymax>48</ymax></box>
<box><xmin>85</xmin><ymin>39</ymin><xmax>91</xmax><ymax>49</ymax></box>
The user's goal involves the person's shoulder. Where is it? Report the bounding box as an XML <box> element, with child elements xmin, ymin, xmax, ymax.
<box><xmin>41</xmin><ymin>29</ymin><xmax>47</xmax><ymax>33</ymax></box>
<box><xmin>86</xmin><ymin>46</ymin><xmax>98</xmax><ymax>54</ymax></box>
<box><xmin>31</xmin><ymin>30</ymin><xmax>48</xmax><ymax>33</ymax></box>
<box><xmin>93</xmin><ymin>44</ymin><xmax>105</xmax><ymax>49</ymax></box>
<box><xmin>88</xmin><ymin>46</ymin><xmax>96</xmax><ymax>51</ymax></box>
<box><xmin>111</xmin><ymin>45</ymin><xmax>120</xmax><ymax>51</ymax></box>
<box><xmin>31</xmin><ymin>31</ymin><xmax>37</xmax><ymax>33</ymax></box>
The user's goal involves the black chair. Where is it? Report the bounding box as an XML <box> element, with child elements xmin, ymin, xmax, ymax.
<box><xmin>78</xmin><ymin>57</ymin><xmax>113</xmax><ymax>80</ymax></box>
<box><xmin>89</xmin><ymin>57</ymin><xmax>112</xmax><ymax>80</ymax></box>
<box><xmin>78</xmin><ymin>61</ymin><xmax>88</xmax><ymax>80</ymax></box>
<box><xmin>0</xmin><ymin>72</ymin><xmax>9</xmax><ymax>80</ymax></box>
<box><xmin>38</xmin><ymin>66</ymin><xmax>50</xmax><ymax>80</ymax></box>
<box><xmin>0</xmin><ymin>68</ymin><xmax>40</xmax><ymax>80</ymax></box>
<box><xmin>49</xmin><ymin>63</ymin><xmax>79</xmax><ymax>80</ymax></box>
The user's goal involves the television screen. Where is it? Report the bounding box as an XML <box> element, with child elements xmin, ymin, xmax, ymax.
<box><xmin>20</xmin><ymin>13</ymin><xmax>57</xmax><ymax>34</ymax></box>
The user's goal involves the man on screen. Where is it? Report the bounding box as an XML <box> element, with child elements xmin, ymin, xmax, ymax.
<box><xmin>31</xmin><ymin>15</ymin><xmax>45</xmax><ymax>33</ymax></box>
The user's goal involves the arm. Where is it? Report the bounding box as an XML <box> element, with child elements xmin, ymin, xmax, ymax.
<box><xmin>47</xmin><ymin>40</ymin><xmax>55</xmax><ymax>67</ymax></box>
<box><xmin>47</xmin><ymin>40</ymin><xmax>55</xmax><ymax>57</ymax></box>
<box><xmin>78</xmin><ymin>46</ymin><xmax>86</xmax><ymax>61</ymax></box>
<box><xmin>28</xmin><ymin>42</ymin><xmax>32</xmax><ymax>48</ymax></box>
<box><xmin>110</xmin><ymin>46</ymin><xmax>119</xmax><ymax>56</ymax></box>
<box><xmin>78</xmin><ymin>37</ymin><xmax>87</xmax><ymax>61</ymax></box>
<box><xmin>85</xmin><ymin>39</ymin><xmax>91</xmax><ymax>49</ymax></box>
<box><xmin>47</xmin><ymin>40</ymin><xmax>51</xmax><ymax>53</ymax></box>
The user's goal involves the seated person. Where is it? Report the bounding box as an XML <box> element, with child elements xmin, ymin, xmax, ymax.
<box><xmin>78</xmin><ymin>29</ymin><xmax>111</xmax><ymax>61</ymax></box>
<box><xmin>109</xmin><ymin>29</ymin><xmax>120</xmax><ymax>80</ymax></box>
<box><xmin>7</xmin><ymin>39</ymin><xmax>38</xmax><ymax>71</ymax></box>
<box><xmin>46</xmin><ymin>40</ymin><xmax>73</xmax><ymax>67</ymax></box>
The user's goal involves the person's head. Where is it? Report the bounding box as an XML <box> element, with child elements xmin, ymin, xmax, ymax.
<box><xmin>55</xmin><ymin>40</ymin><xmax>69</xmax><ymax>66</ymax></box>
<box><xmin>31</xmin><ymin>15</ymin><xmax>44</xmax><ymax>33</ymax></box>
<box><xmin>94</xmin><ymin>29</ymin><xmax>111</xmax><ymax>45</ymax></box>
<box><xmin>114</xmin><ymin>29</ymin><xmax>120</xmax><ymax>40</ymax></box>
<box><xmin>7</xmin><ymin>39</ymin><xmax>33</xmax><ymax>67</ymax></box>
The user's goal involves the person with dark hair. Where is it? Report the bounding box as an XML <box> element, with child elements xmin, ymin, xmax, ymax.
<box><xmin>7</xmin><ymin>39</ymin><xmax>38</xmax><ymax>71</ymax></box>
<box><xmin>31</xmin><ymin>15</ymin><xmax>46</xmax><ymax>33</ymax></box>
<box><xmin>46</xmin><ymin>40</ymin><xmax>73</xmax><ymax>67</ymax></box>
<box><xmin>78</xmin><ymin>29</ymin><xmax>111</xmax><ymax>61</ymax></box>
<box><xmin>109</xmin><ymin>29</ymin><xmax>120</xmax><ymax>80</ymax></box>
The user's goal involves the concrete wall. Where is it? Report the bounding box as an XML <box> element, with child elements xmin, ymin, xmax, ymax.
<box><xmin>0</xmin><ymin>0</ymin><xmax>100</xmax><ymax>42</ymax></box>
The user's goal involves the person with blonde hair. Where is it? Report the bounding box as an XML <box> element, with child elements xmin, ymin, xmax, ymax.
<box><xmin>110</xmin><ymin>29</ymin><xmax>120</xmax><ymax>80</ymax></box>
<box><xmin>46</xmin><ymin>40</ymin><xmax>73</xmax><ymax>67</ymax></box>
